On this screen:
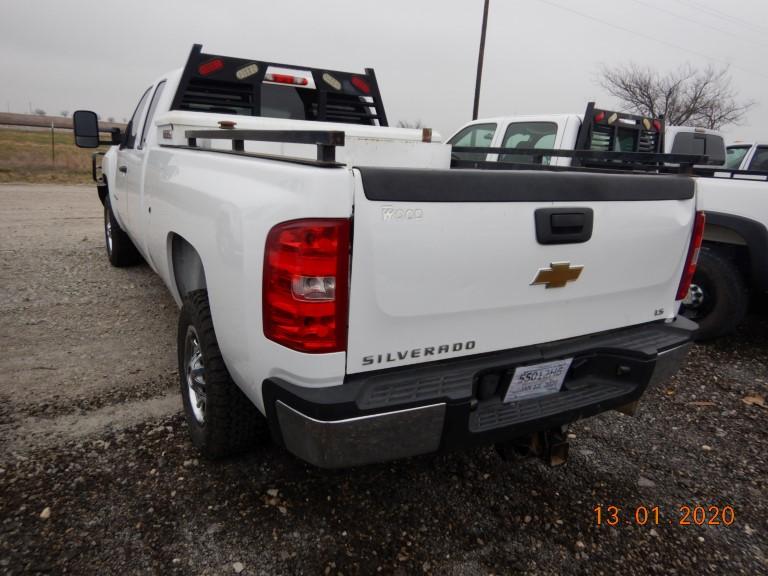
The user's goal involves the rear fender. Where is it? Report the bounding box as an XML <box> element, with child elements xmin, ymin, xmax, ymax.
<box><xmin>704</xmin><ymin>212</ymin><xmax>768</xmax><ymax>291</ymax></box>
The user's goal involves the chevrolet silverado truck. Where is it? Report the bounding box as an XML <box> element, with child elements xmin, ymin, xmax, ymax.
<box><xmin>449</xmin><ymin>106</ymin><xmax>766</xmax><ymax>340</ymax></box>
<box><xmin>73</xmin><ymin>46</ymin><xmax>700</xmax><ymax>468</ymax></box>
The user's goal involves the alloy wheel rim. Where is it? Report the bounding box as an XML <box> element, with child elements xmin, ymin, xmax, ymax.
<box><xmin>184</xmin><ymin>326</ymin><xmax>207</xmax><ymax>425</ymax></box>
<box><xmin>105</xmin><ymin>208</ymin><xmax>113</xmax><ymax>254</ymax></box>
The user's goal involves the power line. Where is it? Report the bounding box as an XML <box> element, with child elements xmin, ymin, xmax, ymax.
<box><xmin>536</xmin><ymin>0</ymin><xmax>768</xmax><ymax>80</ymax></box>
<box><xmin>628</xmin><ymin>0</ymin><xmax>768</xmax><ymax>51</ymax></box>
<box><xmin>671</xmin><ymin>0</ymin><xmax>768</xmax><ymax>36</ymax></box>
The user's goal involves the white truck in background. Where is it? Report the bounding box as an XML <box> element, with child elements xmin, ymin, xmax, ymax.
<box><xmin>448</xmin><ymin>104</ymin><xmax>726</xmax><ymax>168</ymax></box>
<box><xmin>726</xmin><ymin>142</ymin><xmax>768</xmax><ymax>171</ymax></box>
<box><xmin>73</xmin><ymin>46</ymin><xmax>699</xmax><ymax>469</ymax></box>
<box><xmin>449</xmin><ymin>106</ymin><xmax>767</xmax><ymax>340</ymax></box>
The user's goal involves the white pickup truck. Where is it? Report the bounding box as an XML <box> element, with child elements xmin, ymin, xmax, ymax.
<box><xmin>74</xmin><ymin>46</ymin><xmax>699</xmax><ymax>468</ymax></box>
<box><xmin>449</xmin><ymin>107</ymin><xmax>767</xmax><ymax>340</ymax></box>
<box><xmin>726</xmin><ymin>142</ymin><xmax>768</xmax><ymax>171</ymax></box>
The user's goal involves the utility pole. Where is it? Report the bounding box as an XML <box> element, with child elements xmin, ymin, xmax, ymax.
<box><xmin>472</xmin><ymin>0</ymin><xmax>490</xmax><ymax>120</ymax></box>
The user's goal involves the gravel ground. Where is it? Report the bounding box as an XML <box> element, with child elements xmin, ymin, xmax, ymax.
<box><xmin>1</xmin><ymin>184</ymin><xmax>767</xmax><ymax>576</ymax></box>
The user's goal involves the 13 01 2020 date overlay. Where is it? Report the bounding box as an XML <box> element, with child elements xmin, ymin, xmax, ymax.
<box><xmin>594</xmin><ymin>505</ymin><xmax>736</xmax><ymax>527</ymax></box>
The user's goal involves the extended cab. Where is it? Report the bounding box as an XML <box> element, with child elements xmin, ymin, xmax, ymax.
<box><xmin>73</xmin><ymin>46</ymin><xmax>699</xmax><ymax>468</ymax></box>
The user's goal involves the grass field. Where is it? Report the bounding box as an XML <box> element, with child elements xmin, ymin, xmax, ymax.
<box><xmin>0</xmin><ymin>127</ymin><xmax>109</xmax><ymax>184</ymax></box>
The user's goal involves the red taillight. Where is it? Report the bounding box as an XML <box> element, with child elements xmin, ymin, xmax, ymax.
<box><xmin>351</xmin><ymin>76</ymin><xmax>371</xmax><ymax>94</ymax></box>
<box><xmin>594</xmin><ymin>111</ymin><xmax>606</xmax><ymax>123</ymax></box>
<box><xmin>676</xmin><ymin>212</ymin><xmax>706</xmax><ymax>301</ymax></box>
<box><xmin>265</xmin><ymin>73</ymin><xmax>309</xmax><ymax>86</ymax></box>
<box><xmin>198</xmin><ymin>58</ymin><xmax>224</xmax><ymax>76</ymax></box>
<box><xmin>263</xmin><ymin>219</ymin><xmax>350</xmax><ymax>353</ymax></box>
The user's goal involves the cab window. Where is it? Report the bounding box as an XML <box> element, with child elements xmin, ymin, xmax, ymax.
<box><xmin>500</xmin><ymin>122</ymin><xmax>558</xmax><ymax>164</ymax></box>
<box><xmin>448</xmin><ymin>123</ymin><xmax>497</xmax><ymax>162</ymax></box>
<box><xmin>725</xmin><ymin>146</ymin><xmax>750</xmax><ymax>169</ymax></box>
<box><xmin>670</xmin><ymin>133</ymin><xmax>726</xmax><ymax>166</ymax></box>
<box><xmin>122</xmin><ymin>87</ymin><xmax>152</xmax><ymax>149</ymax></box>
<box><xmin>749</xmin><ymin>147</ymin><xmax>768</xmax><ymax>171</ymax></box>
<box><xmin>139</xmin><ymin>81</ymin><xmax>167</xmax><ymax>149</ymax></box>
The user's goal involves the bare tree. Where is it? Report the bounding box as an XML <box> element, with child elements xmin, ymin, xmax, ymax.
<box><xmin>33</xmin><ymin>108</ymin><xmax>46</xmax><ymax>116</ymax></box>
<box><xmin>397</xmin><ymin>119</ymin><xmax>424</xmax><ymax>129</ymax></box>
<box><xmin>60</xmin><ymin>110</ymin><xmax>69</xmax><ymax>117</ymax></box>
<box><xmin>598</xmin><ymin>63</ymin><xmax>753</xmax><ymax>129</ymax></box>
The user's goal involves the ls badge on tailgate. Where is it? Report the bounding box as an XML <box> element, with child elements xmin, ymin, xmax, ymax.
<box><xmin>531</xmin><ymin>261</ymin><xmax>584</xmax><ymax>289</ymax></box>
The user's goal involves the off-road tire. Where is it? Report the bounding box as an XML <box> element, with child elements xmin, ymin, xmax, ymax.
<box><xmin>178</xmin><ymin>289</ymin><xmax>265</xmax><ymax>459</ymax></box>
<box><xmin>682</xmin><ymin>246</ymin><xmax>748</xmax><ymax>341</ymax></box>
<box><xmin>104</xmin><ymin>196</ymin><xmax>141</xmax><ymax>267</ymax></box>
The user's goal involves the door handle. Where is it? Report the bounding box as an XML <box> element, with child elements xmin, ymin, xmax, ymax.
<box><xmin>535</xmin><ymin>208</ymin><xmax>594</xmax><ymax>245</ymax></box>
<box><xmin>118</xmin><ymin>165</ymin><xmax>128</xmax><ymax>174</ymax></box>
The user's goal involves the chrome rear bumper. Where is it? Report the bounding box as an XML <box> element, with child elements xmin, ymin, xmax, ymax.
<box><xmin>276</xmin><ymin>401</ymin><xmax>445</xmax><ymax>468</ymax></box>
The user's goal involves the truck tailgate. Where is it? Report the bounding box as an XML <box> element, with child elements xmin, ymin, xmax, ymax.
<box><xmin>346</xmin><ymin>168</ymin><xmax>695</xmax><ymax>374</ymax></box>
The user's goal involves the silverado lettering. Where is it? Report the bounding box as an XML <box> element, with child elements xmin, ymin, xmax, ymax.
<box><xmin>362</xmin><ymin>341</ymin><xmax>477</xmax><ymax>366</ymax></box>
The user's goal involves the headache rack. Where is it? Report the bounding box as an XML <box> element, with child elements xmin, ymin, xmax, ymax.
<box><xmin>573</xmin><ymin>102</ymin><xmax>664</xmax><ymax>165</ymax></box>
<box><xmin>170</xmin><ymin>44</ymin><xmax>388</xmax><ymax>127</ymax></box>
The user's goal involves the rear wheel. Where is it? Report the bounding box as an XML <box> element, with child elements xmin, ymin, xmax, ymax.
<box><xmin>681</xmin><ymin>246</ymin><xmax>748</xmax><ymax>340</ymax></box>
<box><xmin>104</xmin><ymin>197</ymin><xmax>141</xmax><ymax>267</ymax></box>
<box><xmin>178</xmin><ymin>289</ymin><xmax>265</xmax><ymax>459</ymax></box>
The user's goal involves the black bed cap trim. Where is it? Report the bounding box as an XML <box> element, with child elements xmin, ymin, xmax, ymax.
<box><xmin>356</xmin><ymin>167</ymin><xmax>695</xmax><ymax>202</ymax></box>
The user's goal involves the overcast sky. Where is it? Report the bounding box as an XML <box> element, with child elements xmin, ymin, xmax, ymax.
<box><xmin>1</xmin><ymin>0</ymin><xmax>766</xmax><ymax>142</ymax></box>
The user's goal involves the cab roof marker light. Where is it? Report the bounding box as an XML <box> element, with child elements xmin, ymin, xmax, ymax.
<box><xmin>322</xmin><ymin>72</ymin><xmax>341</xmax><ymax>91</ymax></box>
<box><xmin>198</xmin><ymin>58</ymin><xmax>224</xmax><ymax>76</ymax></box>
<box><xmin>265</xmin><ymin>73</ymin><xmax>309</xmax><ymax>86</ymax></box>
<box><xmin>236</xmin><ymin>63</ymin><xmax>259</xmax><ymax>80</ymax></box>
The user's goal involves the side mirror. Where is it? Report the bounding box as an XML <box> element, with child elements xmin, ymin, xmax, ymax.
<box><xmin>73</xmin><ymin>110</ymin><xmax>100</xmax><ymax>148</ymax></box>
<box><xmin>73</xmin><ymin>110</ymin><xmax>123</xmax><ymax>148</ymax></box>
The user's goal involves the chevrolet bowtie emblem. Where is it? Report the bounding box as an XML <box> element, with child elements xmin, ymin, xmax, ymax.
<box><xmin>531</xmin><ymin>261</ymin><xmax>584</xmax><ymax>289</ymax></box>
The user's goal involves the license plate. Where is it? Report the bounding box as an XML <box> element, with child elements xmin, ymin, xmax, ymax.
<box><xmin>503</xmin><ymin>357</ymin><xmax>573</xmax><ymax>403</ymax></box>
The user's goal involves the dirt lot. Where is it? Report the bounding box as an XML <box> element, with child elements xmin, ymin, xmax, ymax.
<box><xmin>1</xmin><ymin>184</ymin><xmax>767</xmax><ymax>575</ymax></box>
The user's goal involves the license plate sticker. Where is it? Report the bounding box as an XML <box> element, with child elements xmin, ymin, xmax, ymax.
<box><xmin>503</xmin><ymin>357</ymin><xmax>573</xmax><ymax>403</ymax></box>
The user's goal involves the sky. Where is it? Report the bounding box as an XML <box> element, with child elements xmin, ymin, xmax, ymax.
<box><xmin>1</xmin><ymin>0</ymin><xmax>766</xmax><ymax>142</ymax></box>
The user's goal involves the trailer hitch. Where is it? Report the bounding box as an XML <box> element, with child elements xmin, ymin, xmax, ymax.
<box><xmin>495</xmin><ymin>427</ymin><xmax>570</xmax><ymax>467</ymax></box>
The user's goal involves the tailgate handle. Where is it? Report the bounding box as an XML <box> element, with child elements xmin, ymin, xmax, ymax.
<box><xmin>535</xmin><ymin>208</ymin><xmax>593</xmax><ymax>245</ymax></box>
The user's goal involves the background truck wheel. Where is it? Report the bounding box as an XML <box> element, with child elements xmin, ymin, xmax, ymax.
<box><xmin>178</xmin><ymin>289</ymin><xmax>265</xmax><ymax>459</ymax></box>
<box><xmin>104</xmin><ymin>197</ymin><xmax>141</xmax><ymax>267</ymax></box>
<box><xmin>681</xmin><ymin>246</ymin><xmax>748</xmax><ymax>341</ymax></box>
